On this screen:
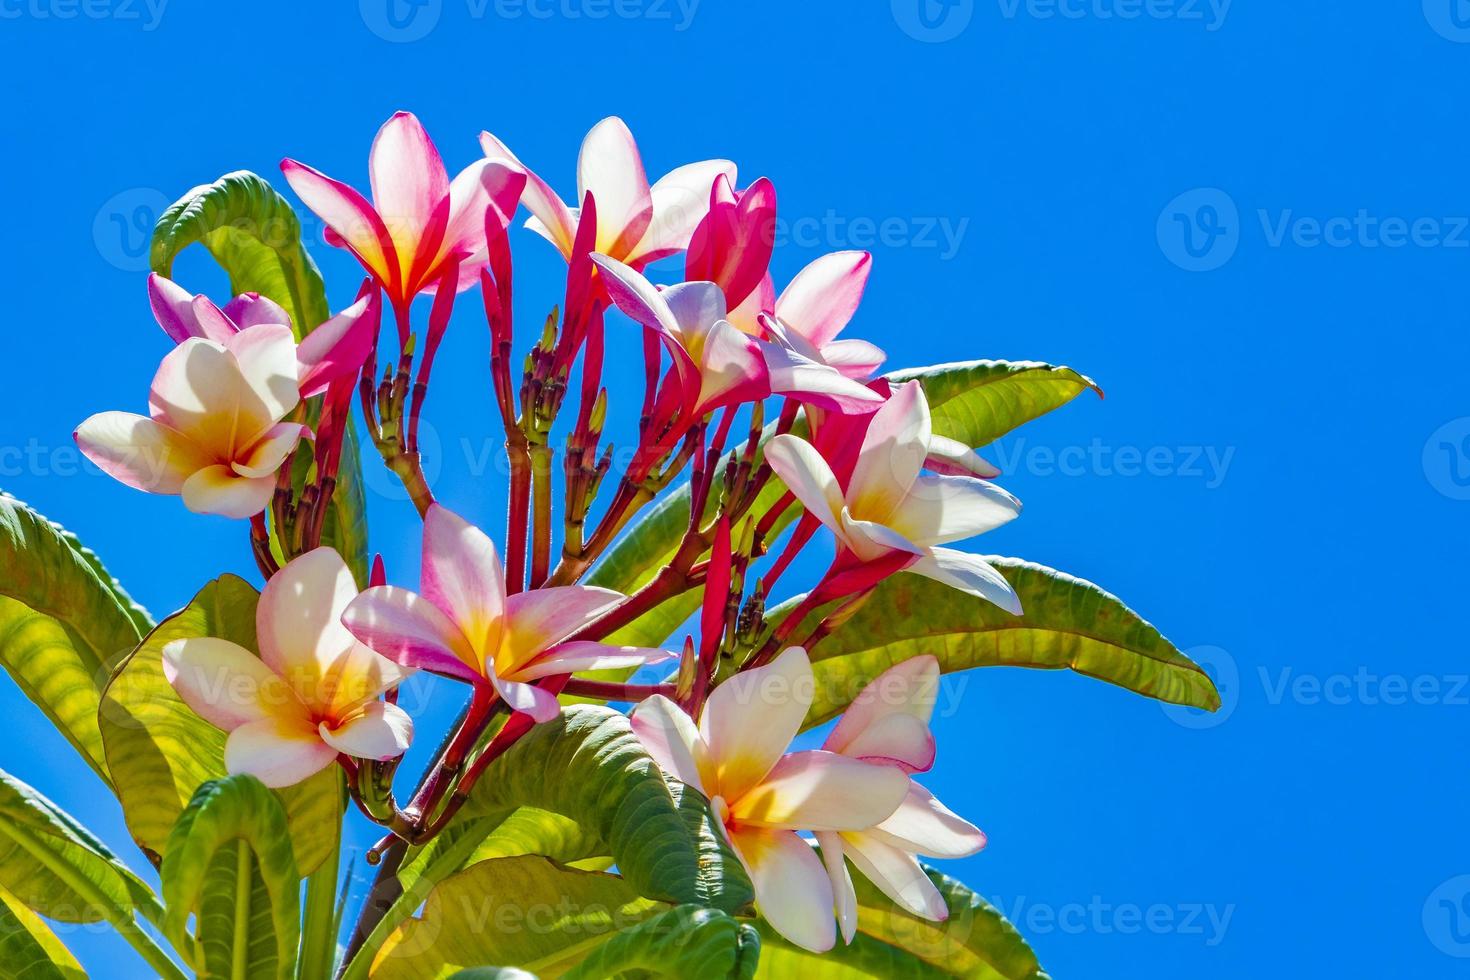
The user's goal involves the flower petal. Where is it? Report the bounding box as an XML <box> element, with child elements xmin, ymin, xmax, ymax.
<box><xmin>232</xmin><ymin>422</ymin><xmax>307</xmax><ymax>480</ymax></box>
<box><xmin>224</xmin><ymin>715</ymin><xmax>337</xmax><ymax>789</ymax></box>
<box><xmin>634</xmin><ymin>159</ymin><xmax>739</xmax><ymax>264</ymax></box>
<box><xmin>839</xmin><ymin>831</ymin><xmax>948</xmax><ymax>921</ymax></box>
<box><xmin>75</xmin><ymin>413</ymin><xmax>211</xmax><ymax>494</ymax></box>
<box><xmin>577</xmin><ymin>117</ymin><xmax>652</xmax><ymax>257</ymax></box>
<box><xmin>369</xmin><ymin>111</ymin><xmax>450</xmax><ymax>266</ymax></box>
<box><xmin>764</xmin><ymin>435</ymin><xmax>845</xmax><ymax>533</ymax></box>
<box><xmin>849</xmin><ymin>381</ymin><xmax>931</xmax><ymax>526</ymax></box>
<box><xmin>872</xmin><ymin>783</ymin><xmax>986</xmax><ymax>858</ymax></box>
<box><xmin>825</xmin><ymin>655</ymin><xmax>939</xmax><ymax>760</ymax></box>
<box><xmin>729</xmin><ymin>827</ymin><xmax>836</xmax><ymax>954</ymax></box>
<box><xmin>906</xmin><ymin>548</ymin><xmax>1022</xmax><ymax>614</ymax></box>
<box><xmin>281</xmin><ymin>158</ymin><xmax>396</xmax><ymax>288</ymax></box>
<box><xmin>421</xmin><ymin>505</ymin><xmax>507</xmax><ymax>664</ymax></box>
<box><xmin>699</xmin><ymin>647</ymin><xmax>813</xmax><ymax>802</ymax></box>
<box><xmin>630</xmin><ymin>694</ymin><xmax>707</xmax><ymax>792</ymax></box>
<box><xmin>162</xmin><ymin>637</ymin><xmax>296</xmax><ymax>732</ymax></box>
<box><xmin>816</xmin><ymin>832</ymin><xmax>858</xmax><ymax>945</ymax></box>
<box><xmin>730</xmin><ymin>750</ymin><xmax>909</xmax><ymax>832</ymax></box>
<box><xmin>479</xmin><ymin>129</ymin><xmax>577</xmax><ymax>258</ymax></box>
<box><xmin>777</xmin><ymin>251</ymin><xmax>872</xmax><ymax>348</ymax></box>
<box><xmin>181</xmin><ymin>465</ymin><xmax>275</xmax><ymax>519</ymax></box>
<box><xmin>342</xmin><ymin>585</ymin><xmax>480</xmax><ymax>682</ymax></box>
<box><xmin>889</xmin><ymin>474</ymin><xmax>1021</xmax><ymax>547</ymax></box>
<box><xmin>513</xmin><ymin>640</ymin><xmax>674</xmax><ymax>682</ymax></box>
<box><xmin>319</xmin><ymin>700</ymin><xmax>413</xmax><ymax>761</ymax></box>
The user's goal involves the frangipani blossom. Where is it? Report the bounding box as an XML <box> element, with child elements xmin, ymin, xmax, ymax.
<box><xmin>729</xmin><ymin>251</ymin><xmax>887</xmax><ymax>382</ymax></box>
<box><xmin>591</xmin><ymin>255</ymin><xmax>883</xmax><ymax>422</ymax></box>
<box><xmin>480</xmin><ymin>117</ymin><xmax>735</xmax><ymax>268</ymax></box>
<box><xmin>765</xmin><ymin>380</ymin><xmax>1024</xmax><ymax>611</ymax></box>
<box><xmin>631</xmin><ymin>648</ymin><xmax>911</xmax><ymax>953</ymax></box>
<box><xmin>343</xmin><ymin>505</ymin><xmax>673</xmax><ymax>723</ymax></box>
<box><xmin>282</xmin><ymin>111</ymin><xmax>526</xmax><ymax>313</ymax></box>
<box><xmin>76</xmin><ymin>284</ymin><xmax>380</xmax><ymax>519</ymax></box>
<box><xmin>817</xmin><ymin>656</ymin><xmax>986</xmax><ymax>940</ymax></box>
<box><xmin>163</xmin><ymin>548</ymin><xmax>413</xmax><ymax>788</ymax></box>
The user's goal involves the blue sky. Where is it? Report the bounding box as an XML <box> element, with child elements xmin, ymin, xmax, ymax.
<box><xmin>3</xmin><ymin>2</ymin><xmax>1468</xmax><ymax>977</ymax></box>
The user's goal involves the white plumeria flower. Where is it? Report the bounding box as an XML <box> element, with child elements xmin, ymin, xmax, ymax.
<box><xmin>817</xmin><ymin>656</ymin><xmax>987</xmax><ymax>941</ymax></box>
<box><xmin>631</xmin><ymin>648</ymin><xmax>911</xmax><ymax>953</ymax></box>
<box><xmin>163</xmin><ymin>548</ymin><xmax>414</xmax><ymax>789</ymax></box>
<box><xmin>342</xmin><ymin>504</ymin><xmax>674</xmax><ymax>723</ymax></box>
<box><xmin>764</xmin><ymin>380</ymin><xmax>1024</xmax><ymax>613</ymax></box>
<box><xmin>480</xmin><ymin>116</ymin><xmax>735</xmax><ymax>268</ymax></box>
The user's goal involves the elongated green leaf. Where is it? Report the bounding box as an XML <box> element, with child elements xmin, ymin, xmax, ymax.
<box><xmin>150</xmin><ymin>171</ymin><xmax>369</xmax><ymax>585</ymax></box>
<box><xmin>98</xmin><ymin>574</ymin><xmax>339</xmax><ymax>870</ymax></box>
<box><xmin>781</xmin><ymin>557</ymin><xmax>1217</xmax><ymax>726</ymax></box>
<box><xmin>0</xmin><ymin>885</ymin><xmax>85</xmax><ymax>980</ymax></box>
<box><xmin>373</xmin><ymin>856</ymin><xmax>663</xmax><ymax>980</ymax></box>
<box><xmin>0</xmin><ymin>493</ymin><xmax>149</xmax><ymax>785</ymax></box>
<box><xmin>0</xmin><ymin>768</ymin><xmax>158</xmax><ymax>926</ymax></box>
<box><xmin>162</xmin><ymin>776</ymin><xmax>300</xmax><ymax>980</ymax></box>
<box><xmin>465</xmin><ymin>706</ymin><xmax>752</xmax><ymax>913</ymax></box>
<box><xmin>563</xmin><ymin>906</ymin><xmax>761</xmax><ymax>980</ymax></box>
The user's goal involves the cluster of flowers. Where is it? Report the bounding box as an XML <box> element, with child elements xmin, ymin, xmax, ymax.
<box><xmin>73</xmin><ymin>112</ymin><xmax>1022</xmax><ymax>953</ymax></box>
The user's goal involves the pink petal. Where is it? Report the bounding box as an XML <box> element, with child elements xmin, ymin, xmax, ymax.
<box><xmin>849</xmin><ymin>381</ymin><xmax>931</xmax><ymax>525</ymax></box>
<box><xmin>906</xmin><ymin>548</ymin><xmax>1021</xmax><ymax>614</ymax></box>
<box><xmin>297</xmin><ymin>286</ymin><xmax>379</xmax><ymax>398</ymax></box>
<box><xmin>221</xmin><ymin>292</ymin><xmax>292</xmax><ymax>332</ymax></box>
<box><xmin>369</xmin><ymin>111</ymin><xmax>450</xmax><ymax>263</ymax></box>
<box><xmin>839</xmin><ymin>831</ymin><xmax>948</xmax><ymax>921</ymax></box>
<box><xmin>479</xmin><ymin>129</ymin><xmax>577</xmax><ymax>258</ymax></box>
<box><xmin>232</xmin><ymin>422</ymin><xmax>307</xmax><ymax>480</ymax></box>
<box><xmin>763</xmin><ymin>435</ymin><xmax>845</xmax><ymax>534</ymax></box>
<box><xmin>633</xmin><ymin>159</ymin><xmax>739</xmax><ymax>264</ymax></box>
<box><xmin>180</xmin><ymin>465</ymin><xmax>275</xmax><ymax>519</ymax></box>
<box><xmin>162</xmin><ymin>637</ymin><xmax>296</xmax><ymax>732</ymax></box>
<box><xmin>729</xmin><ymin>826</ymin><xmax>836</xmax><ymax>954</ymax></box>
<box><xmin>872</xmin><ymin>783</ymin><xmax>986</xmax><ymax>858</ymax></box>
<box><xmin>730</xmin><ymin>750</ymin><xmax>909</xmax><ymax>832</ymax></box>
<box><xmin>629</xmin><ymin>695</ymin><xmax>707</xmax><ymax>792</ymax></box>
<box><xmin>826</xmin><ymin>655</ymin><xmax>939</xmax><ymax>758</ymax></box>
<box><xmin>75</xmin><ymin>413</ymin><xmax>212</xmax><ymax>494</ymax></box>
<box><xmin>420</xmin><ymin>505</ymin><xmax>507</xmax><ymax>663</ymax></box>
<box><xmin>280</xmin><ymin>158</ymin><xmax>397</xmax><ymax>290</ymax></box>
<box><xmin>577</xmin><ymin>117</ymin><xmax>652</xmax><ymax>257</ymax></box>
<box><xmin>318</xmin><ymin>701</ymin><xmax>413</xmax><ymax>761</ymax></box>
<box><xmin>777</xmin><ymin>251</ymin><xmax>872</xmax><ymax>348</ymax></box>
<box><xmin>342</xmin><ymin>585</ymin><xmax>480</xmax><ymax>682</ymax></box>
<box><xmin>816</xmin><ymin>832</ymin><xmax>858</xmax><ymax>945</ymax></box>
<box><xmin>699</xmin><ymin>647</ymin><xmax>813</xmax><ymax>802</ymax></box>
<box><xmin>224</xmin><ymin>715</ymin><xmax>338</xmax><ymax>789</ymax></box>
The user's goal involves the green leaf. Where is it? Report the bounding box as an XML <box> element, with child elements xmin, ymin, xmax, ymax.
<box><xmin>149</xmin><ymin>171</ymin><xmax>369</xmax><ymax>585</ymax></box>
<box><xmin>782</xmin><ymin>557</ymin><xmax>1218</xmax><ymax>727</ymax></box>
<box><xmin>464</xmin><ymin>706</ymin><xmax>752</xmax><ymax>913</ymax></box>
<box><xmin>0</xmin><ymin>885</ymin><xmax>86</xmax><ymax>980</ymax></box>
<box><xmin>372</xmin><ymin>856</ymin><xmax>664</xmax><ymax>980</ymax></box>
<box><xmin>0</xmin><ymin>768</ymin><xmax>158</xmax><ymax>926</ymax></box>
<box><xmin>161</xmin><ymin>776</ymin><xmax>301</xmax><ymax>980</ymax></box>
<box><xmin>563</xmin><ymin>906</ymin><xmax>761</xmax><ymax>980</ymax></box>
<box><xmin>98</xmin><ymin>574</ymin><xmax>340</xmax><ymax>871</ymax></box>
<box><xmin>886</xmin><ymin>359</ymin><xmax>1102</xmax><ymax>449</ymax></box>
<box><xmin>0</xmin><ymin>493</ymin><xmax>149</xmax><ymax>785</ymax></box>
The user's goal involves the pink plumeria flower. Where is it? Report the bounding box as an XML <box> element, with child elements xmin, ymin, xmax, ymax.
<box><xmin>163</xmin><ymin>548</ymin><xmax>413</xmax><ymax>789</ymax></box>
<box><xmin>282</xmin><ymin>111</ymin><xmax>526</xmax><ymax>314</ymax></box>
<box><xmin>630</xmin><ymin>648</ymin><xmax>911</xmax><ymax>953</ymax></box>
<box><xmin>765</xmin><ymin>381</ymin><xmax>1024</xmax><ymax>612</ymax></box>
<box><xmin>728</xmin><ymin>251</ymin><xmax>887</xmax><ymax>382</ymax></box>
<box><xmin>342</xmin><ymin>504</ymin><xmax>673</xmax><ymax>723</ymax></box>
<box><xmin>76</xmin><ymin>284</ymin><xmax>378</xmax><ymax>519</ymax></box>
<box><xmin>480</xmin><ymin>117</ymin><xmax>734</xmax><ymax>269</ymax></box>
<box><xmin>817</xmin><ymin>656</ymin><xmax>986</xmax><ymax>941</ymax></box>
<box><xmin>591</xmin><ymin>254</ymin><xmax>883</xmax><ymax>422</ymax></box>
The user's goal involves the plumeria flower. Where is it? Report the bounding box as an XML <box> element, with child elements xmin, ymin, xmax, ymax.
<box><xmin>342</xmin><ymin>504</ymin><xmax>673</xmax><ymax>723</ymax></box>
<box><xmin>163</xmin><ymin>548</ymin><xmax>413</xmax><ymax>789</ymax></box>
<box><xmin>817</xmin><ymin>656</ymin><xmax>986</xmax><ymax>941</ymax></box>
<box><xmin>591</xmin><ymin>254</ymin><xmax>883</xmax><ymax>422</ymax></box>
<box><xmin>75</xmin><ymin>286</ymin><xmax>378</xmax><ymax>519</ymax></box>
<box><xmin>765</xmin><ymin>380</ymin><xmax>1024</xmax><ymax>612</ymax></box>
<box><xmin>480</xmin><ymin>116</ymin><xmax>734</xmax><ymax>269</ymax></box>
<box><xmin>282</xmin><ymin>111</ymin><xmax>527</xmax><ymax>314</ymax></box>
<box><xmin>631</xmin><ymin>648</ymin><xmax>911</xmax><ymax>953</ymax></box>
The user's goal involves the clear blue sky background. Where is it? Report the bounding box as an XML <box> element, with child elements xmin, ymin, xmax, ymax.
<box><xmin>2</xmin><ymin>2</ymin><xmax>1467</xmax><ymax>977</ymax></box>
